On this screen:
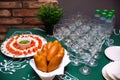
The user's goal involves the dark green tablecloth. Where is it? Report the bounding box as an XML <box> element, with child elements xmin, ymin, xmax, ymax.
<box><xmin>0</xmin><ymin>29</ymin><xmax>120</xmax><ymax>80</ymax></box>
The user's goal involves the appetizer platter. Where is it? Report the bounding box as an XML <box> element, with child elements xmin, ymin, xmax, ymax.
<box><xmin>0</xmin><ymin>34</ymin><xmax>47</xmax><ymax>58</ymax></box>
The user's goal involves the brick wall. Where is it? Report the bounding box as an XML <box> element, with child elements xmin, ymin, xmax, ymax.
<box><xmin>0</xmin><ymin>0</ymin><xmax>45</xmax><ymax>43</ymax></box>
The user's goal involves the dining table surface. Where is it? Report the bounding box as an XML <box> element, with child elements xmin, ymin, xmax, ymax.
<box><xmin>0</xmin><ymin>28</ymin><xmax>120</xmax><ymax>80</ymax></box>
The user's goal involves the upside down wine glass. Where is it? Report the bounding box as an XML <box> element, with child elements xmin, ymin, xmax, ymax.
<box><xmin>63</xmin><ymin>37</ymin><xmax>81</xmax><ymax>66</ymax></box>
<box><xmin>79</xmin><ymin>52</ymin><xmax>92</xmax><ymax>75</ymax></box>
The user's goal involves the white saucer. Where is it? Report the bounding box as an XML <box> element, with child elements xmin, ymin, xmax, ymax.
<box><xmin>106</xmin><ymin>61</ymin><xmax>120</xmax><ymax>80</ymax></box>
<box><xmin>102</xmin><ymin>61</ymin><xmax>120</xmax><ymax>80</ymax></box>
<box><xmin>102</xmin><ymin>62</ymin><xmax>113</xmax><ymax>80</ymax></box>
<box><xmin>105</xmin><ymin>46</ymin><xmax>120</xmax><ymax>61</ymax></box>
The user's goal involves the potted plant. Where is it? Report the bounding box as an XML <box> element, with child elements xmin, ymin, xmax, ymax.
<box><xmin>37</xmin><ymin>4</ymin><xmax>63</xmax><ymax>35</ymax></box>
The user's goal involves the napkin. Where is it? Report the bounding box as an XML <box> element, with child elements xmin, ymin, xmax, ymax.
<box><xmin>30</xmin><ymin>50</ymin><xmax>70</xmax><ymax>80</ymax></box>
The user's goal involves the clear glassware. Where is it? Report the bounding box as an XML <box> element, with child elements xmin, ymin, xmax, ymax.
<box><xmin>78</xmin><ymin>50</ymin><xmax>92</xmax><ymax>75</ymax></box>
<box><xmin>79</xmin><ymin>65</ymin><xmax>91</xmax><ymax>75</ymax></box>
<box><xmin>53</xmin><ymin>24</ymin><xmax>65</xmax><ymax>41</ymax></box>
<box><xmin>69</xmin><ymin>41</ymin><xmax>81</xmax><ymax>66</ymax></box>
<box><xmin>70</xmin><ymin>56</ymin><xmax>81</xmax><ymax>66</ymax></box>
<box><xmin>68</xmin><ymin>24</ymin><xmax>77</xmax><ymax>32</ymax></box>
<box><xmin>79</xmin><ymin>53</ymin><xmax>92</xmax><ymax>75</ymax></box>
<box><xmin>88</xmin><ymin>58</ymin><xmax>98</xmax><ymax>67</ymax></box>
<box><xmin>93</xmin><ymin>52</ymin><xmax>101</xmax><ymax>59</ymax></box>
<box><xmin>62</xmin><ymin>38</ymin><xmax>73</xmax><ymax>52</ymax></box>
<box><xmin>52</xmin><ymin>13</ymin><xmax>113</xmax><ymax>76</ymax></box>
<box><xmin>68</xmin><ymin>51</ymin><xmax>81</xmax><ymax>66</ymax></box>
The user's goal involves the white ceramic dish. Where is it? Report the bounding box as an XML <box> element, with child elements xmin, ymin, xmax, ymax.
<box><xmin>30</xmin><ymin>50</ymin><xmax>70</xmax><ymax>80</ymax></box>
<box><xmin>0</xmin><ymin>34</ymin><xmax>47</xmax><ymax>58</ymax></box>
<box><xmin>102</xmin><ymin>61</ymin><xmax>120</xmax><ymax>80</ymax></box>
<box><xmin>102</xmin><ymin>62</ymin><xmax>113</xmax><ymax>80</ymax></box>
<box><xmin>106</xmin><ymin>61</ymin><xmax>120</xmax><ymax>80</ymax></box>
<box><xmin>105</xmin><ymin>46</ymin><xmax>120</xmax><ymax>61</ymax></box>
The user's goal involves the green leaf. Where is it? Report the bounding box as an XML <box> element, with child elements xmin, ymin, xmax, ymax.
<box><xmin>36</xmin><ymin>4</ymin><xmax>63</xmax><ymax>26</ymax></box>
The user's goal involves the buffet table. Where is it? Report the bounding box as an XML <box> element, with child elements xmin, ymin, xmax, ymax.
<box><xmin>0</xmin><ymin>28</ymin><xmax>120</xmax><ymax>80</ymax></box>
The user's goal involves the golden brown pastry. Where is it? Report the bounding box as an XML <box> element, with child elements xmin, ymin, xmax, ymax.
<box><xmin>34</xmin><ymin>52</ymin><xmax>47</xmax><ymax>72</ymax></box>
<box><xmin>33</xmin><ymin>40</ymin><xmax>65</xmax><ymax>72</ymax></box>
<box><xmin>47</xmin><ymin>41</ymin><xmax>53</xmax><ymax>49</ymax></box>
<box><xmin>47</xmin><ymin>47</ymin><xmax>64</xmax><ymax>72</ymax></box>
<box><xmin>47</xmin><ymin>41</ymin><xmax>59</xmax><ymax>62</ymax></box>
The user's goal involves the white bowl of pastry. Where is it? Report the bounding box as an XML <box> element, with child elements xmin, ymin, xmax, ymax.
<box><xmin>30</xmin><ymin>51</ymin><xmax>70</xmax><ymax>80</ymax></box>
<box><xmin>30</xmin><ymin>40</ymin><xmax>70</xmax><ymax>80</ymax></box>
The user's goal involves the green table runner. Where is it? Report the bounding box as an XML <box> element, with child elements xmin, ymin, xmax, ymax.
<box><xmin>0</xmin><ymin>29</ymin><xmax>120</xmax><ymax>80</ymax></box>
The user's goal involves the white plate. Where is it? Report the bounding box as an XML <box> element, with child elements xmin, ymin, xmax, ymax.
<box><xmin>102</xmin><ymin>61</ymin><xmax>120</xmax><ymax>80</ymax></box>
<box><xmin>29</xmin><ymin>50</ymin><xmax>70</xmax><ymax>80</ymax></box>
<box><xmin>105</xmin><ymin>46</ymin><xmax>120</xmax><ymax>61</ymax></box>
<box><xmin>102</xmin><ymin>62</ymin><xmax>113</xmax><ymax>80</ymax></box>
<box><xmin>106</xmin><ymin>61</ymin><xmax>120</xmax><ymax>80</ymax></box>
<box><xmin>0</xmin><ymin>34</ymin><xmax>47</xmax><ymax>58</ymax></box>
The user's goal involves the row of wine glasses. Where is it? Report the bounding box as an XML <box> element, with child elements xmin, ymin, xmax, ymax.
<box><xmin>53</xmin><ymin>13</ymin><xmax>113</xmax><ymax>75</ymax></box>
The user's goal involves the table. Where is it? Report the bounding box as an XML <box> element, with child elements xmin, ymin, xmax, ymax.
<box><xmin>0</xmin><ymin>28</ymin><xmax>120</xmax><ymax>80</ymax></box>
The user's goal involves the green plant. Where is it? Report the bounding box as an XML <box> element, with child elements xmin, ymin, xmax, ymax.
<box><xmin>37</xmin><ymin>4</ymin><xmax>63</xmax><ymax>26</ymax></box>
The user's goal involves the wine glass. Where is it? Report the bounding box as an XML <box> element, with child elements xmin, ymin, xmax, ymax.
<box><xmin>79</xmin><ymin>65</ymin><xmax>91</xmax><ymax>75</ymax></box>
<box><xmin>53</xmin><ymin>24</ymin><xmax>65</xmax><ymax>41</ymax></box>
<box><xmin>88</xmin><ymin>58</ymin><xmax>98</xmax><ymax>67</ymax></box>
<box><xmin>79</xmin><ymin>52</ymin><xmax>92</xmax><ymax>75</ymax></box>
